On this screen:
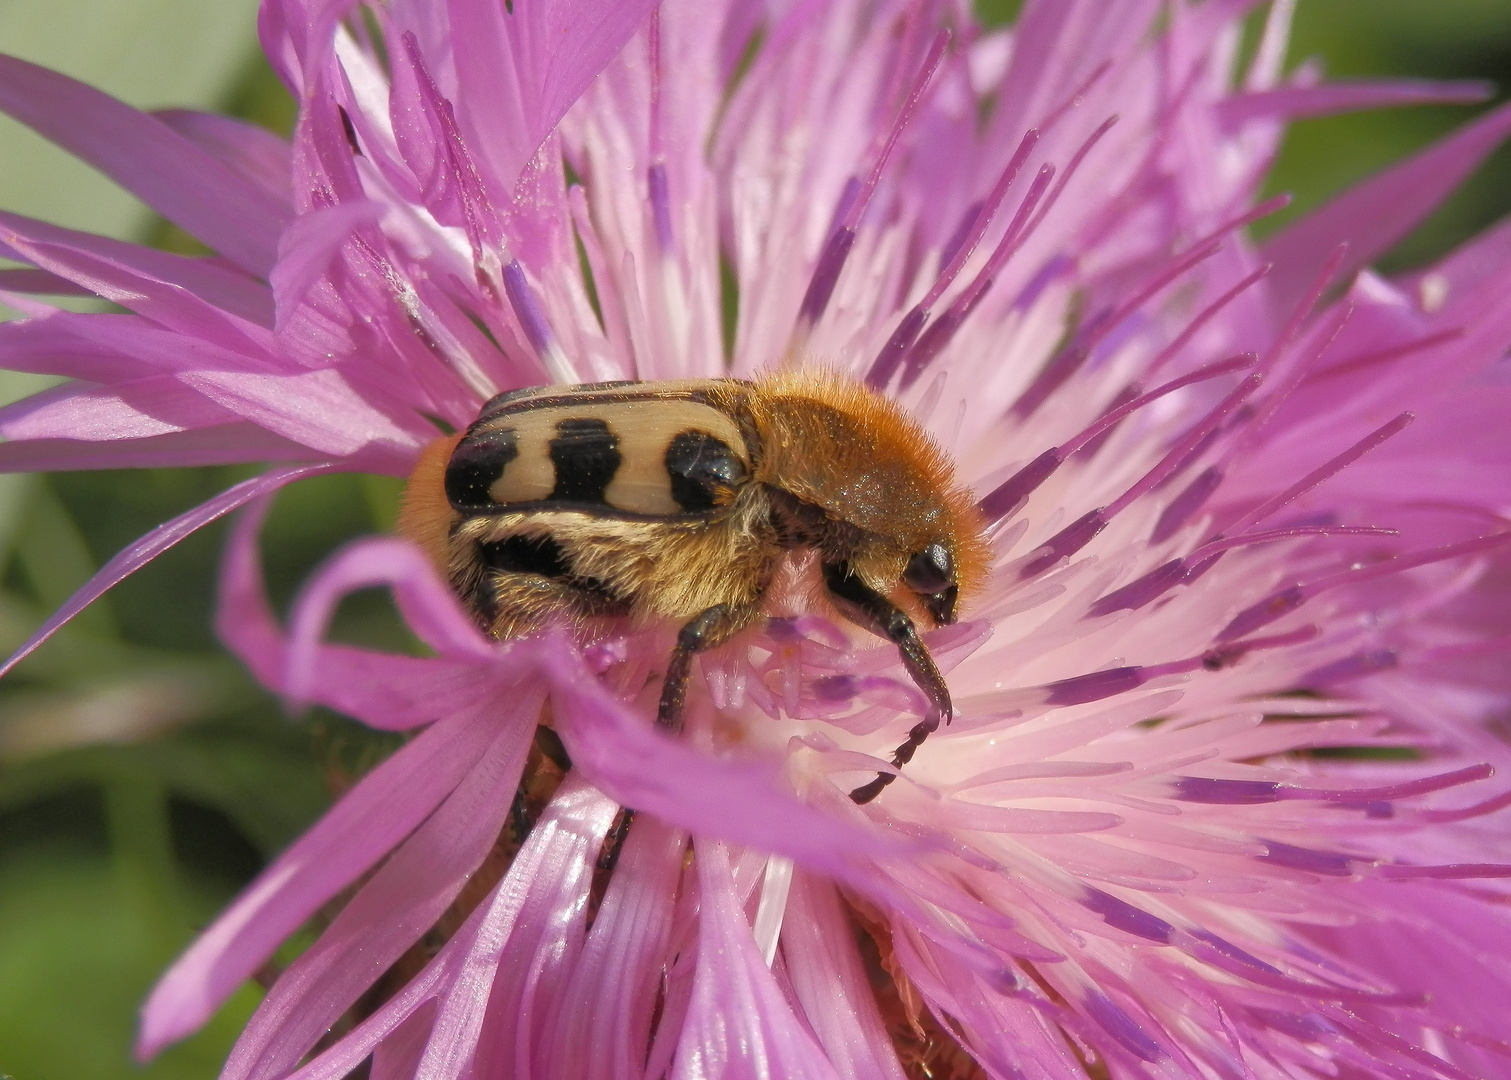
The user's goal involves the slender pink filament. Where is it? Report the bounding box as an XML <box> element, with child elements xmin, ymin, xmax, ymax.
<box><xmin>1144</xmin><ymin>263</ymin><xmax>1271</xmax><ymax>379</ymax></box>
<box><xmin>1189</xmin><ymin>524</ymin><xmax>1398</xmax><ymax>563</ymax></box>
<box><xmin>1059</xmin><ymin>352</ymin><xmax>1258</xmax><ymax>458</ymax></box>
<box><xmin>1223</xmin><ymin>412</ymin><xmax>1414</xmax><ymax>536</ymax></box>
<box><xmin>841</xmin><ymin>29</ymin><xmax>951</xmax><ymax>234</ymax></box>
<box><xmin>1104</xmin><ymin>374</ymin><xmax>1263</xmax><ymax>518</ymax></box>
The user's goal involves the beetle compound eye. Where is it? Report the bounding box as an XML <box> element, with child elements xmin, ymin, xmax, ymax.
<box><xmin>903</xmin><ymin>543</ymin><xmax>953</xmax><ymax>594</ymax></box>
<box><xmin>665</xmin><ymin>430</ymin><xmax>748</xmax><ymax>512</ymax></box>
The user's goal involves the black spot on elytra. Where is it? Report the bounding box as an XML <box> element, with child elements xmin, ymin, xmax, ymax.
<box><xmin>446</xmin><ymin>428</ymin><xmax>518</xmax><ymax>509</ymax></box>
<box><xmin>548</xmin><ymin>418</ymin><xmax>620</xmax><ymax>503</ymax></box>
<box><xmin>479</xmin><ymin>534</ymin><xmax>571</xmax><ymax>578</ymax></box>
<box><xmin>665</xmin><ymin>430</ymin><xmax>746</xmax><ymax>512</ymax></box>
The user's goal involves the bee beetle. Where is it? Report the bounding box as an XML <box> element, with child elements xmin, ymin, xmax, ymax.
<box><xmin>400</xmin><ymin>371</ymin><xmax>989</xmax><ymax>802</ymax></box>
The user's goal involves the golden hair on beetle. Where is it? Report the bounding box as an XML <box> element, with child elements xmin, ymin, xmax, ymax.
<box><xmin>399</xmin><ymin>370</ymin><xmax>988</xmax><ymax>802</ymax></box>
<box><xmin>401</xmin><ymin>431</ymin><xmax>464</xmax><ymax>575</ymax></box>
<box><xmin>743</xmin><ymin>369</ymin><xmax>989</xmax><ymax>609</ymax></box>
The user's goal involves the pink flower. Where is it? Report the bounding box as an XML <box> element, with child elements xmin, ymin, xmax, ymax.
<box><xmin>4</xmin><ymin>0</ymin><xmax>1511</xmax><ymax>1077</ymax></box>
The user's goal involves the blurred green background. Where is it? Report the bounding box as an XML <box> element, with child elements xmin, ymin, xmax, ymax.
<box><xmin>1</xmin><ymin>2</ymin><xmax>1509</xmax><ymax>1079</ymax></box>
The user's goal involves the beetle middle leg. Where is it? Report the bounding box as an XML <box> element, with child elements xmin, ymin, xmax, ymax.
<box><xmin>822</xmin><ymin>561</ymin><xmax>953</xmax><ymax>804</ymax></box>
<box><xmin>593</xmin><ymin>603</ymin><xmax>756</xmax><ymax>884</ymax></box>
<box><xmin>657</xmin><ymin>602</ymin><xmax>758</xmax><ymax>733</ymax></box>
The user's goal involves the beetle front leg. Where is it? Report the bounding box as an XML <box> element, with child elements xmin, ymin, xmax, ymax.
<box><xmin>822</xmin><ymin>561</ymin><xmax>953</xmax><ymax>804</ymax></box>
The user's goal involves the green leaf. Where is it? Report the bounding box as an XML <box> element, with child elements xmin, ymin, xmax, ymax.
<box><xmin>0</xmin><ymin>842</ymin><xmax>260</xmax><ymax>1080</ymax></box>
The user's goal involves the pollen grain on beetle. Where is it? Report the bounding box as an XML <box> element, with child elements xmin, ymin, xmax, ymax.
<box><xmin>2</xmin><ymin>2</ymin><xmax>1511</xmax><ymax>1079</ymax></box>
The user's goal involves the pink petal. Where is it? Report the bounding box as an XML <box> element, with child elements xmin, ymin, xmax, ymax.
<box><xmin>288</xmin><ymin>566</ymin><xmax>515</xmax><ymax>727</ymax></box>
<box><xmin>153</xmin><ymin>108</ymin><xmax>295</xmax><ymax>211</ymax></box>
<box><xmin>1216</xmin><ymin>79</ymin><xmax>1492</xmax><ymax>129</ymax></box>
<box><xmin>177</xmin><ymin>367</ymin><xmax>427</xmax><ymax>462</ymax></box>
<box><xmin>0</xmin><ymin>311</ymin><xmax>251</xmax><ymax>381</ymax></box>
<box><xmin>547</xmin><ymin>663</ymin><xmax>921</xmax><ymax>887</ymax></box>
<box><xmin>0</xmin><ymin>54</ymin><xmax>289</xmax><ymax>276</ymax></box>
<box><xmin>270</xmin><ymin>202</ymin><xmax>384</xmax><ymax>332</ymax></box>
<box><xmin>274</xmin><ymin>890</ymin><xmax>493</xmax><ymax>1080</ymax></box>
<box><xmin>1262</xmin><ymin>98</ymin><xmax>1511</xmax><ymax>312</ymax></box>
<box><xmin>1235</xmin><ymin>278</ymin><xmax>1511</xmax><ymax>512</ymax></box>
<box><xmin>281</xmin><ymin>537</ymin><xmax>581</xmax><ymax>734</ymax></box>
<box><xmin>285</xmin><ymin>537</ymin><xmax>496</xmax><ymax>674</ymax></box>
<box><xmin>369</xmin><ymin>1003</ymin><xmax>439</xmax><ymax>1080</ymax></box>
<box><xmin>447</xmin><ymin>0</ymin><xmax>662</xmax><ymax>197</ymax></box>
<box><xmin>890</xmin><ymin>929</ymin><xmax>1081</xmax><ymax>1079</ymax></box>
<box><xmin>277</xmin><ymin>537</ymin><xmax>922</xmax><ymax>896</ymax></box>
<box><xmin>1403</xmin><ymin>210</ymin><xmax>1511</xmax><ymax>303</ymax></box>
<box><xmin>0</xmin><ymin>210</ymin><xmax>274</xmax><ymax>327</ymax></box>
<box><xmin>468</xmin><ymin>777</ymin><xmax>621</xmax><ymax>1080</ymax></box>
<box><xmin>0</xmin><ymin>267</ymin><xmax>92</xmax><ymax>295</ymax></box>
<box><xmin>0</xmin><ymin>377</ymin><xmax>252</xmax><ymax>442</ymax></box>
<box><xmin>301</xmin><ymin>645</ymin><xmax>506</xmax><ymax>732</ymax></box>
<box><xmin>219</xmin><ymin>703</ymin><xmax>534</xmax><ymax>1080</ymax></box>
<box><xmin>538</xmin><ymin>813</ymin><xmax>687</xmax><ymax>1080</ymax></box>
<box><xmin>0</xmin><ymin>464</ymin><xmax>328</xmax><ymax>680</ymax></box>
<box><xmin>218</xmin><ymin>509</ymin><xmax>490</xmax><ymax>731</ymax></box>
<box><xmin>136</xmin><ymin>679</ymin><xmax>519</xmax><ymax>1060</ymax></box>
<box><xmin>671</xmin><ymin>842</ymin><xmax>843</xmax><ymax>1080</ymax></box>
<box><xmin>985</xmin><ymin>0</ymin><xmax>1160</xmax><ymax>152</ymax></box>
<box><xmin>0</xmin><ymin>425</ymin><xmax>311</xmax><ymax>471</ymax></box>
<box><xmin>0</xmin><ymin>288</ymin><xmax>59</xmax><ymax>319</ymax></box>
<box><xmin>1311</xmin><ymin>881</ymin><xmax>1511</xmax><ymax>1078</ymax></box>
<box><xmin>290</xmin><ymin>63</ymin><xmax>372</xmax><ymax>210</ymax></box>
<box><xmin>1331</xmin><ymin>380</ymin><xmax>1511</xmax><ymax>508</ymax></box>
<box><xmin>278</xmin><ymin>776</ymin><xmax>615</xmax><ymax>1080</ymax></box>
<box><xmin>0</xmin><ymin>313</ymin><xmax>161</xmax><ymax>381</ymax></box>
<box><xmin>388</xmin><ymin>32</ymin><xmax>501</xmax><ymax>255</ymax></box>
<box><xmin>3</xmin><ymin>235</ymin><xmax>274</xmax><ymax>356</ymax></box>
<box><xmin>780</xmin><ymin>871</ymin><xmax>910</xmax><ymax>1080</ymax></box>
<box><xmin>257</xmin><ymin>0</ymin><xmax>351</xmax><ymax>96</ymax></box>
<box><xmin>216</xmin><ymin>496</ymin><xmax>294</xmax><ymax>692</ymax></box>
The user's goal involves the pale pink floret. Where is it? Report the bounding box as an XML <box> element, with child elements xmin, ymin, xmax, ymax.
<box><xmin>3</xmin><ymin>0</ymin><xmax>1511</xmax><ymax>1077</ymax></box>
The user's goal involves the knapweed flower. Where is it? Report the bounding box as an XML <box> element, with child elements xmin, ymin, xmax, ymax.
<box><xmin>3</xmin><ymin>0</ymin><xmax>1511</xmax><ymax>1076</ymax></box>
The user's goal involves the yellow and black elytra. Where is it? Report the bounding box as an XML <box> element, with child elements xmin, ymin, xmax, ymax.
<box><xmin>400</xmin><ymin>370</ymin><xmax>989</xmax><ymax>802</ymax></box>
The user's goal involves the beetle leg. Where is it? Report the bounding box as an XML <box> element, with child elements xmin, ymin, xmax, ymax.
<box><xmin>590</xmin><ymin>605</ymin><xmax>752</xmax><ymax>885</ymax></box>
<box><xmin>657</xmin><ymin>602</ymin><xmax>755</xmax><ymax>733</ymax></box>
<box><xmin>591</xmin><ymin>804</ymin><xmax>636</xmax><ymax>908</ymax></box>
<box><xmin>822</xmin><ymin>561</ymin><xmax>953</xmax><ymax>804</ymax></box>
<box><xmin>591</xmin><ymin>605</ymin><xmax>757</xmax><ymax>879</ymax></box>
